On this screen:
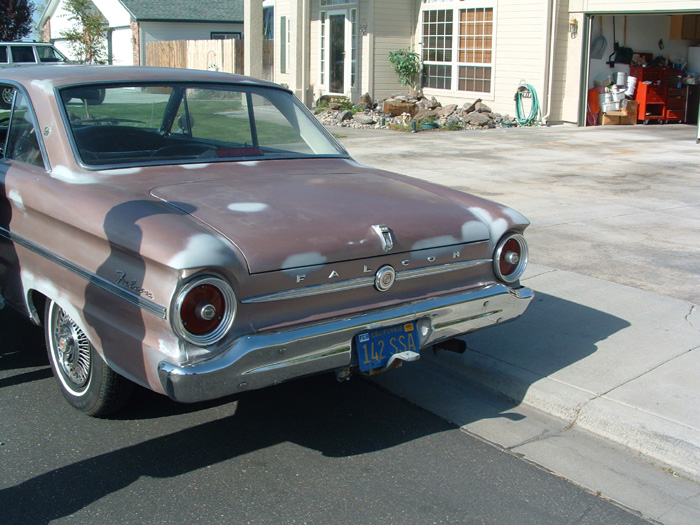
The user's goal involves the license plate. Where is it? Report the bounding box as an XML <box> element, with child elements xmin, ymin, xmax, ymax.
<box><xmin>355</xmin><ymin>322</ymin><xmax>419</xmax><ymax>372</ymax></box>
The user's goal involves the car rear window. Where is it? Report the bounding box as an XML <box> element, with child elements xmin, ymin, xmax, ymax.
<box><xmin>59</xmin><ymin>82</ymin><xmax>347</xmax><ymax>168</ymax></box>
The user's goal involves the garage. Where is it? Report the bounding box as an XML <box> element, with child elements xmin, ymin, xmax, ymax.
<box><xmin>582</xmin><ymin>10</ymin><xmax>700</xmax><ymax>134</ymax></box>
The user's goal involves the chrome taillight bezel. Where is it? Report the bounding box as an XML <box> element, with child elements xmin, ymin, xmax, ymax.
<box><xmin>493</xmin><ymin>233</ymin><xmax>528</xmax><ymax>284</ymax></box>
<box><xmin>172</xmin><ymin>276</ymin><xmax>237</xmax><ymax>346</ymax></box>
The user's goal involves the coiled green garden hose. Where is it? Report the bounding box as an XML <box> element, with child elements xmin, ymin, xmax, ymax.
<box><xmin>514</xmin><ymin>82</ymin><xmax>541</xmax><ymax>126</ymax></box>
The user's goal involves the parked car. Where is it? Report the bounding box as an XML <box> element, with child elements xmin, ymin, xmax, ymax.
<box><xmin>0</xmin><ymin>42</ymin><xmax>69</xmax><ymax>109</ymax></box>
<box><xmin>0</xmin><ymin>66</ymin><xmax>533</xmax><ymax>416</ymax></box>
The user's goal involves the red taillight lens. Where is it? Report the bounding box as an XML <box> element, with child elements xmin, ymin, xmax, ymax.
<box><xmin>173</xmin><ymin>277</ymin><xmax>237</xmax><ymax>346</ymax></box>
<box><xmin>180</xmin><ymin>284</ymin><xmax>225</xmax><ymax>335</ymax></box>
<box><xmin>499</xmin><ymin>238</ymin><xmax>522</xmax><ymax>278</ymax></box>
<box><xmin>493</xmin><ymin>234</ymin><xmax>528</xmax><ymax>283</ymax></box>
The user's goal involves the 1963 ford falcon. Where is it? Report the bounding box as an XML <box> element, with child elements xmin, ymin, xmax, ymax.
<box><xmin>0</xmin><ymin>66</ymin><xmax>533</xmax><ymax>416</ymax></box>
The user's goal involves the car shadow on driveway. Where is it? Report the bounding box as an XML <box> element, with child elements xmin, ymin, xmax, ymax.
<box><xmin>0</xmin><ymin>291</ymin><xmax>631</xmax><ymax>523</ymax></box>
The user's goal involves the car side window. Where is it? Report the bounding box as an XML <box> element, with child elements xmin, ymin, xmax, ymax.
<box><xmin>4</xmin><ymin>91</ymin><xmax>45</xmax><ymax>168</ymax></box>
<box><xmin>0</xmin><ymin>46</ymin><xmax>8</xmax><ymax>64</ymax></box>
<box><xmin>37</xmin><ymin>46</ymin><xmax>63</xmax><ymax>63</ymax></box>
<box><xmin>11</xmin><ymin>46</ymin><xmax>36</xmax><ymax>64</ymax></box>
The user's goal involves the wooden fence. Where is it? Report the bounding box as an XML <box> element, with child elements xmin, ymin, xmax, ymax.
<box><xmin>145</xmin><ymin>39</ymin><xmax>273</xmax><ymax>80</ymax></box>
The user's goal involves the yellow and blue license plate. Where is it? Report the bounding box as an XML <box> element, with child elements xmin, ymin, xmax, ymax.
<box><xmin>356</xmin><ymin>322</ymin><xmax>419</xmax><ymax>372</ymax></box>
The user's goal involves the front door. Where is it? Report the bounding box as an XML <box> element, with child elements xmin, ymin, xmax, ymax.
<box><xmin>329</xmin><ymin>12</ymin><xmax>346</xmax><ymax>94</ymax></box>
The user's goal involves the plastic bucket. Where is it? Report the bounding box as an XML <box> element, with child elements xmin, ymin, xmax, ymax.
<box><xmin>625</xmin><ymin>76</ymin><xmax>637</xmax><ymax>96</ymax></box>
<box><xmin>615</xmin><ymin>72</ymin><xmax>628</xmax><ymax>86</ymax></box>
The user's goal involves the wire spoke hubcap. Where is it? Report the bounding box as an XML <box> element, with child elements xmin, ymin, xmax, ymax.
<box><xmin>53</xmin><ymin>309</ymin><xmax>91</xmax><ymax>387</ymax></box>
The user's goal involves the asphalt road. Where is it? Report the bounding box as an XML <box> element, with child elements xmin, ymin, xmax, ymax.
<box><xmin>0</xmin><ymin>307</ymin><xmax>647</xmax><ymax>524</ymax></box>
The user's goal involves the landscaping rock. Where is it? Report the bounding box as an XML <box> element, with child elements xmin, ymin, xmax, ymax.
<box><xmin>464</xmin><ymin>112</ymin><xmax>491</xmax><ymax>126</ymax></box>
<box><xmin>439</xmin><ymin>104</ymin><xmax>458</xmax><ymax>117</ymax></box>
<box><xmin>353</xmin><ymin>113</ymin><xmax>376</xmax><ymax>125</ymax></box>
<box><xmin>336</xmin><ymin>110</ymin><xmax>353</xmax><ymax>122</ymax></box>
<box><xmin>314</xmin><ymin>93</ymin><xmax>517</xmax><ymax>131</ymax></box>
<box><xmin>356</xmin><ymin>92</ymin><xmax>374</xmax><ymax>110</ymax></box>
<box><xmin>475</xmin><ymin>101</ymin><xmax>492</xmax><ymax>113</ymax></box>
<box><xmin>463</xmin><ymin>99</ymin><xmax>482</xmax><ymax>114</ymax></box>
<box><xmin>414</xmin><ymin>108</ymin><xmax>441</xmax><ymax>121</ymax></box>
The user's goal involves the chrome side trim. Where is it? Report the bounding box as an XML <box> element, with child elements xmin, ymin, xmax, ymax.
<box><xmin>243</xmin><ymin>275</ymin><xmax>376</xmax><ymax>303</ymax></box>
<box><xmin>242</xmin><ymin>259</ymin><xmax>491</xmax><ymax>304</ymax></box>
<box><xmin>0</xmin><ymin>227</ymin><xmax>167</xmax><ymax>319</ymax></box>
<box><xmin>396</xmin><ymin>259</ymin><xmax>491</xmax><ymax>281</ymax></box>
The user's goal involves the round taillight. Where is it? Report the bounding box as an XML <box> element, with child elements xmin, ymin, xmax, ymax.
<box><xmin>173</xmin><ymin>277</ymin><xmax>236</xmax><ymax>346</ymax></box>
<box><xmin>493</xmin><ymin>233</ymin><xmax>528</xmax><ymax>283</ymax></box>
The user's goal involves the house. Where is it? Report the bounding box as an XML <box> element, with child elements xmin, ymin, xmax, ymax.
<box><xmin>39</xmin><ymin>0</ymin><xmax>245</xmax><ymax>66</ymax></box>
<box><xmin>264</xmin><ymin>0</ymin><xmax>700</xmax><ymax>126</ymax></box>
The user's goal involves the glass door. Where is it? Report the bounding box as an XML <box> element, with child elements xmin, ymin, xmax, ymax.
<box><xmin>329</xmin><ymin>12</ymin><xmax>346</xmax><ymax>94</ymax></box>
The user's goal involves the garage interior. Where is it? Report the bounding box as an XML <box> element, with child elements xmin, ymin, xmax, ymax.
<box><xmin>585</xmin><ymin>12</ymin><xmax>700</xmax><ymax>129</ymax></box>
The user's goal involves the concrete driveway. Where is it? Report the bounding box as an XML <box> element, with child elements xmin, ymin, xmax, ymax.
<box><xmin>337</xmin><ymin>123</ymin><xmax>700</xmax><ymax>304</ymax></box>
<box><xmin>333</xmin><ymin>123</ymin><xmax>700</xmax><ymax>522</ymax></box>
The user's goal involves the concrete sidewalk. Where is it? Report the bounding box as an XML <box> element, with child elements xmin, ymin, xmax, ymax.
<box><xmin>334</xmin><ymin>124</ymin><xmax>700</xmax><ymax>491</ymax></box>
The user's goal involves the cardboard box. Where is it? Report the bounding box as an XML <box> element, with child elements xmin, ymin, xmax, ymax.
<box><xmin>601</xmin><ymin>114</ymin><xmax>621</xmax><ymax>126</ymax></box>
<box><xmin>621</xmin><ymin>100</ymin><xmax>638</xmax><ymax>125</ymax></box>
<box><xmin>600</xmin><ymin>100</ymin><xmax>638</xmax><ymax>125</ymax></box>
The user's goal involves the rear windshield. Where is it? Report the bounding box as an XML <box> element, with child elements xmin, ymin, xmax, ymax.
<box><xmin>59</xmin><ymin>83</ymin><xmax>347</xmax><ymax>168</ymax></box>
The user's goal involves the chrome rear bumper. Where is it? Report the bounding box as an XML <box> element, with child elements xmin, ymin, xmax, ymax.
<box><xmin>158</xmin><ymin>284</ymin><xmax>533</xmax><ymax>403</ymax></box>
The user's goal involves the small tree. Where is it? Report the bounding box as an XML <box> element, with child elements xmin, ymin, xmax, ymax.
<box><xmin>60</xmin><ymin>0</ymin><xmax>108</xmax><ymax>64</ymax></box>
<box><xmin>0</xmin><ymin>0</ymin><xmax>35</xmax><ymax>41</ymax></box>
<box><xmin>388</xmin><ymin>49</ymin><xmax>421</xmax><ymax>91</ymax></box>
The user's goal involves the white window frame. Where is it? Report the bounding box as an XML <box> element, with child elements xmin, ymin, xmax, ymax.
<box><xmin>419</xmin><ymin>1</ymin><xmax>495</xmax><ymax>98</ymax></box>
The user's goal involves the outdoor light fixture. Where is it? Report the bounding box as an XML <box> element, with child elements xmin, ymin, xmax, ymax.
<box><xmin>569</xmin><ymin>18</ymin><xmax>579</xmax><ymax>39</ymax></box>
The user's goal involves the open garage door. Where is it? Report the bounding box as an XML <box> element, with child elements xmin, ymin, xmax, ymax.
<box><xmin>583</xmin><ymin>12</ymin><xmax>700</xmax><ymax>139</ymax></box>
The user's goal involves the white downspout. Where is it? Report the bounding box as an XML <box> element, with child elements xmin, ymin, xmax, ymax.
<box><xmin>542</xmin><ymin>0</ymin><xmax>559</xmax><ymax>125</ymax></box>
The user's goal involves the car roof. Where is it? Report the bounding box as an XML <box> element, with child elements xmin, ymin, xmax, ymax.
<box><xmin>0</xmin><ymin>42</ymin><xmax>57</xmax><ymax>45</ymax></box>
<box><xmin>0</xmin><ymin>65</ymin><xmax>283</xmax><ymax>90</ymax></box>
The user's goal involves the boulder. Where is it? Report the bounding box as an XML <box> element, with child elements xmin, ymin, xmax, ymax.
<box><xmin>336</xmin><ymin>110</ymin><xmax>353</xmax><ymax>122</ymax></box>
<box><xmin>475</xmin><ymin>101</ymin><xmax>492</xmax><ymax>113</ymax></box>
<box><xmin>414</xmin><ymin>108</ymin><xmax>441</xmax><ymax>121</ymax></box>
<box><xmin>462</xmin><ymin>98</ymin><xmax>482</xmax><ymax>114</ymax></box>
<box><xmin>464</xmin><ymin>112</ymin><xmax>491</xmax><ymax>126</ymax></box>
<box><xmin>353</xmin><ymin>113</ymin><xmax>376</xmax><ymax>125</ymax></box>
<box><xmin>438</xmin><ymin>104</ymin><xmax>458</xmax><ymax>117</ymax></box>
<box><xmin>356</xmin><ymin>92</ymin><xmax>374</xmax><ymax>110</ymax></box>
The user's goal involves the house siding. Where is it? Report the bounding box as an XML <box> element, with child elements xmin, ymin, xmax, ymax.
<box><xmin>416</xmin><ymin>0</ymin><xmax>550</xmax><ymax>118</ymax></box>
<box><xmin>372</xmin><ymin>0</ymin><xmax>415</xmax><ymax>100</ymax></box>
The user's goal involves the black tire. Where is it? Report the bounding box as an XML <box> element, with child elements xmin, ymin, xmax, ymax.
<box><xmin>86</xmin><ymin>88</ymin><xmax>106</xmax><ymax>106</ymax></box>
<box><xmin>45</xmin><ymin>299</ymin><xmax>133</xmax><ymax>416</ymax></box>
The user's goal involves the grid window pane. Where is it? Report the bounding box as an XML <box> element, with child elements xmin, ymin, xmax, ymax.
<box><xmin>458</xmin><ymin>65</ymin><xmax>492</xmax><ymax>93</ymax></box>
<box><xmin>457</xmin><ymin>7</ymin><xmax>493</xmax><ymax>93</ymax></box>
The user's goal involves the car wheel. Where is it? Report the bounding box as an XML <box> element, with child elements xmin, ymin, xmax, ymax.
<box><xmin>85</xmin><ymin>88</ymin><xmax>106</xmax><ymax>106</ymax></box>
<box><xmin>0</xmin><ymin>87</ymin><xmax>14</xmax><ymax>109</ymax></box>
<box><xmin>45</xmin><ymin>299</ymin><xmax>133</xmax><ymax>416</ymax></box>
